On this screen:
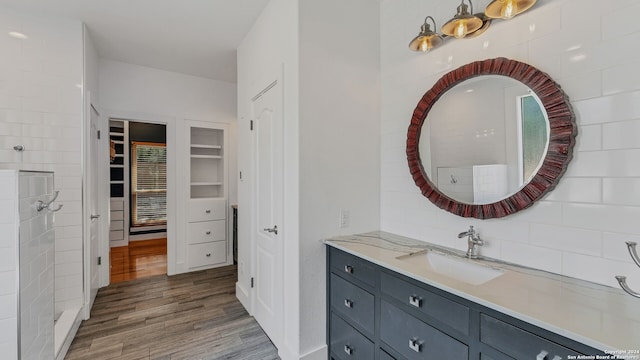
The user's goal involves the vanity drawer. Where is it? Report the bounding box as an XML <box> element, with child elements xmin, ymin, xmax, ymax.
<box><xmin>187</xmin><ymin>241</ymin><xmax>226</xmax><ymax>268</ymax></box>
<box><xmin>480</xmin><ymin>314</ymin><xmax>582</xmax><ymax>360</ymax></box>
<box><xmin>330</xmin><ymin>247</ymin><xmax>376</xmax><ymax>287</ymax></box>
<box><xmin>330</xmin><ymin>313</ymin><xmax>374</xmax><ymax>360</ymax></box>
<box><xmin>187</xmin><ymin>220</ymin><xmax>225</xmax><ymax>245</ymax></box>
<box><xmin>379</xmin><ymin>349</ymin><xmax>398</xmax><ymax>360</ymax></box>
<box><xmin>381</xmin><ymin>272</ymin><xmax>469</xmax><ymax>335</ymax></box>
<box><xmin>330</xmin><ymin>273</ymin><xmax>374</xmax><ymax>335</ymax></box>
<box><xmin>380</xmin><ymin>301</ymin><xmax>468</xmax><ymax>360</ymax></box>
<box><xmin>187</xmin><ymin>198</ymin><xmax>226</xmax><ymax>222</ymax></box>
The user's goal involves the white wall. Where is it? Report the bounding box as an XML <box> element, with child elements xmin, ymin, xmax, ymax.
<box><xmin>298</xmin><ymin>0</ymin><xmax>380</xmax><ymax>356</ymax></box>
<box><xmin>0</xmin><ymin>6</ymin><xmax>84</xmax><ymax>316</ymax></box>
<box><xmin>237</xmin><ymin>0</ymin><xmax>300</xmax><ymax>357</ymax></box>
<box><xmin>238</xmin><ymin>1</ymin><xmax>380</xmax><ymax>358</ymax></box>
<box><xmin>99</xmin><ymin>59</ymin><xmax>238</xmax><ymax>275</ymax></box>
<box><xmin>381</xmin><ymin>0</ymin><xmax>640</xmax><ymax>290</ymax></box>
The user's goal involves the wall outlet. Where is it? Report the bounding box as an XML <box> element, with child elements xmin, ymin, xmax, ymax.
<box><xmin>339</xmin><ymin>209</ymin><xmax>350</xmax><ymax>228</ymax></box>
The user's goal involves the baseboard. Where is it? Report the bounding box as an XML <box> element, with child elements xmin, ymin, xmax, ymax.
<box><xmin>235</xmin><ymin>281</ymin><xmax>251</xmax><ymax>314</ymax></box>
<box><xmin>129</xmin><ymin>232</ymin><xmax>167</xmax><ymax>241</ymax></box>
<box><xmin>300</xmin><ymin>344</ymin><xmax>327</xmax><ymax>360</ymax></box>
<box><xmin>55</xmin><ymin>307</ymin><xmax>83</xmax><ymax>360</ymax></box>
<box><xmin>109</xmin><ymin>239</ymin><xmax>127</xmax><ymax>247</ymax></box>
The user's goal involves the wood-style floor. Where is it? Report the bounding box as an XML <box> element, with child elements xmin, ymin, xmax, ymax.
<box><xmin>110</xmin><ymin>238</ymin><xmax>168</xmax><ymax>283</ymax></box>
<box><xmin>65</xmin><ymin>265</ymin><xmax>279</xmax><ymax>360</ymax></box>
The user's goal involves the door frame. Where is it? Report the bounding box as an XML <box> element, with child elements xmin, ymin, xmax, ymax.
<box><xmin>83</xmin><ymin>91</ymin><xmax>103</xmax><ymax>319</ymax></box>
<box><xmin>249</xmin><ymin>79</ymin><xmax>285</xmax><ymax>348</ymax></box>
<box><xmin>97</xmin><ymin>110</ymin><xmax>176</xmax><ymax>287</ymax></box>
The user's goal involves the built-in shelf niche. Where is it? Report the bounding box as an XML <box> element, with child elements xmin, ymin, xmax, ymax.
<box><xmin>190</xmin><ymin>126</ymin><xmax>224</xmax><ymax>199</ymax></box>
<box><xmin>109</xmin><ymin>119</ymin><xmax>129</xmax><ymax>247</ymax></box>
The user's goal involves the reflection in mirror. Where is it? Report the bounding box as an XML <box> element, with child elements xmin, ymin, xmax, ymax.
<box><xmin>419</xmin><ymin>75</ymin><xmax>549</xmax><ymax>205</ymax></box>
<box><xmin>406</xmin><ymin>58</ymin><xmax>576</xmax><ymax>219</ymax></box>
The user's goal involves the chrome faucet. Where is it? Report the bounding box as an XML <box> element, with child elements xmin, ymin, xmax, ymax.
<box><xmin>458</xmin><ymin>226</ymin><xmax>483</xmax><ymax>259</ymax></box>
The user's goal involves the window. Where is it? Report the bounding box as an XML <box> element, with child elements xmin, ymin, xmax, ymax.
<box><xmin>131</xmin><ymin>141</ymin><xmax>167</xmax><ymax>226</ymax></box>
<box><xmin>517</xmin><ymin>94</ymin><xmax>549</xmax><ymax>185</ymax></box>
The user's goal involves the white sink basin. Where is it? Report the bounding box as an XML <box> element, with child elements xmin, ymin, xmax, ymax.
<box><xmin>426</xmin><ymin>252</ymin><xmax>504</xmax><ymax>285</ymax></box>
<box><xmin>398</xmin><ymin>251</ymin><xmax>504</xmax><ymax>286</ymax></box>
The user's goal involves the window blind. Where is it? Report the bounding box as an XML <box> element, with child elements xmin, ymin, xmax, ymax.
<box><xmin>131</xmin><ymin>141</ymin><xmax>167</xmax><ymax>226</ymax></box>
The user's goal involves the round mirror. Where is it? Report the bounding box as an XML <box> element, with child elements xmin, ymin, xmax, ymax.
<box><xmin>407</xmin><ymin>58</ymin><xmax>576</xmax><ymax>219</ymax></box>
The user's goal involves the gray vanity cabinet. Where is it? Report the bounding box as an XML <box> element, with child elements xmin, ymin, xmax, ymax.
<box><xmin>479</xmin><ymin>314</ymin><xmax>584</xmax><ymax>360</ymax></box>
<box><xmin>327</xmin><ymin>246</ymin><xmax>606</xmax><ymax>360</ymax></box>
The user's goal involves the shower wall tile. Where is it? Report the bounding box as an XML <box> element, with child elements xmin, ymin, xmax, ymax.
<box><xmin>0</xmin><ymin>170</ymin><xmax>18</xmax><ymax>359</ymax></box>
<box><xmin>18</xmin><ymin>171</ymin><xmax>55</xmax><ymax>360</ymax></box>
<box><xmin>0</xmin><ymin>6</ymin><xmax>83</xmax><ymax>318</ymax></box>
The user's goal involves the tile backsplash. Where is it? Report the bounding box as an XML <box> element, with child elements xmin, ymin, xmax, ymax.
<box><xmin>380</xmin><ymin>0</ymin><xmax>640</xmax><ymax>290</ymax></box>
<box><xmin>0</xmin><ymin>7</ymin><xmax>83</xmax><ymax>315</ymax></box>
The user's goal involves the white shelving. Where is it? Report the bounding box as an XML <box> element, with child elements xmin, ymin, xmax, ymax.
<box><xmin>183</xmin><ymin>120</ymin><xmax>229</xmax><ymax>271</ymax></box>
<box><xmin>189</xmin><ymin>125</ymin><xmax>225</xmax><ymax>199</ymax></box>
<box><xmin>109</xmin><ymin>119</ymin><xmax>129</xmax><ymax>247</ymax></box>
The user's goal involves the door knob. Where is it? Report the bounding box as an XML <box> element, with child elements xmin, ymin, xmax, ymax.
<box><xmin>263</xmin><ymin>225</ymin><xmax>278</xmax><ymax>235</ymax></box>
<box><xmin>90</xmin><ymin>214</ymin><xmax>100</xmax><ymax>220</ymax></box>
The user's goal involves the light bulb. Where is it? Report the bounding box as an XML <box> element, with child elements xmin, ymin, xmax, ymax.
<box><xmin>420</xmin><ymin>39</ymin><xmax>429</xmax><ymax>52</ymax></box>
<box><xmin>501</xmin><ymin>0</ymin><xmax>517</xmax><ymax>19</ymax></box>
<box><xmin>454</xmin><ymin>21</ymin><xmax>467</xmax><ymax>39</ymax></box>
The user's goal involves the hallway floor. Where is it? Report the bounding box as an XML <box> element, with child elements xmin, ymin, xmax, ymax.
<box><xmin>65</xmin><ymin>265</ymin><xmax>279</xmax><ymax>360</ymax></box>
<box><xmin>110</xmin><ymin>238</ymin><xmax>168</xmax><ymax>283</ymax></box>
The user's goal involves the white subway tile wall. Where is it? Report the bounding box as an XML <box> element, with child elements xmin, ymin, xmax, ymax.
<box><xmin>18</xmin><ymin>171</ymin><xmax>55</xmax><ymax>359</ymax></box>
<box><xmin>0</xmin><ymin>171</ymin><xmax>18</xmax><ymax>359</ymax></box>
<box><xmin>381</xmin><ymin>0</ymin><xmax>640</xmax><ymax>289</ymax></box>
<box><xmin>0</xmin><ymin>8</ymin><xmax>83</xmax><ymax>316</ymax></box>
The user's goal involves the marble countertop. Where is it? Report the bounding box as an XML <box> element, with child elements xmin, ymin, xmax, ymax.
<box><xmin>324</xmin><ymin>231</ymin><xmax>640</xmax><ymax>352</ymax></box>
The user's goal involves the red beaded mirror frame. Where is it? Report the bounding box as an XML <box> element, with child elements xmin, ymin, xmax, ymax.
<box><xmin>406</xmin><ymin>58</ymin><xmax>576</xmax><ymax>219</ymax></box>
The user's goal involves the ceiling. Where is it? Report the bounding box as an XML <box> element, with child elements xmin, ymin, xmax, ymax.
<box><xmin>0</xmin><ymin>0</ymin><xmax>270</xmax><ymax>83</ymax></box>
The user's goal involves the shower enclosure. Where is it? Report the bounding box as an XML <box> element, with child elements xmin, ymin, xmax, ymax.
<box><xmin>0</xmin><ymin>170</ymin><xmax>59</xmax><ymax>359</ymax></box>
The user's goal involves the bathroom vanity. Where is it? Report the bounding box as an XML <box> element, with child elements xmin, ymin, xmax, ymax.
<box><xmin>325</xmin><ymin>232</ymin><xmax>639</xmax><ymax>360</ymax></box>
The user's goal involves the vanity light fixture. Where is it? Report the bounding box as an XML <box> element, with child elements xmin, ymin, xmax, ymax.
<box><xmin>409</xmin><ymin>16</ymin><xmax>443</xmax><ymax>52</ymax></box>
<box><xmin>441</xmin><ymin>0</ymin><xmax>483</xmax><ymax>39</ymax></box>
<box><xmin>410</xmin><ymin>0</ymin><xmax>537</xmax><ymax>53</ymax></box>
<box><xmin>485</xmin><ymin>0</ymin><xmax>537</xmax><ymax>19</ymax></box>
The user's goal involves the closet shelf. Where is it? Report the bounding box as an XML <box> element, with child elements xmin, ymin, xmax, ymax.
<box><xmin>191</xmin><ymin>182</ymin><xmax>223</xmax><ymax>186</ymax></box>
<box><xmin>191</xmin><ymin>144</ymin><xmax>222</xmax><ymax>149</ymax></box>
<box><xmin>110</xmin><ymin>181</ymin><xmax>125</xmax><ymax>184</ymax></box>
<box><xmin>109</xmin><ymin>132</ymin><xmax>124</xmax><ymax>136</ymax></box>
<box><xmin>112</xmin><ymin>140</ymin><xmax>124</xmax><ymax>145</ymax></box>
<box><xmin>110</xmin><ymin>165</ymin><xmax>125</xmax><ymax>168</ymax></box>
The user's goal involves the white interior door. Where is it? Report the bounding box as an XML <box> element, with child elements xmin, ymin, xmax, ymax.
<box><xmin>86</xmin><ymin>98</ymin><xmax>101</xmax><ymax>317</ymax></box>
<box><xmin>252</xmin><ymin>81</ymin><xmax>284</xmax><ymax>349</ymax></box>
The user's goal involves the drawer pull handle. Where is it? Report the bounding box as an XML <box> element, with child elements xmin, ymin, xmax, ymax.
<box><xmin>409</xmin><ymin>295</ymin><xmax>421</xmax><ymax>307</ymax></box>
<box><xmin>344</xmin><ymin>345</ymin><xmax>352</xmax><ymax>356</ymax></box>
<box><xmin>344</xmin><ymin>299</ymin><xmax>353</xmax><ymax>308</ymax></box>
<box><xmin>206</xmin><ymin>231</ymin><xmax>211</xmax><ymax>235</ymax></box>
<box><xmin>344</xmin><ymin>265</ymin><xmax>353</xmax><ymax>274</ymax></box>
<box><xmin>205</xmin><ymin>209</ymin><xmax>211</xmax><ymax>214</ymax></box>
<box><xmin>409</xmin><ymin>338</ymin><xmax>421</xmax><ymax>353</ymax></box>
<box><xmin>536</xmin><ymin>350</ymin><xmax>549</xmax><ymax>360</ymax></box>
<box><xmin>206</xmin><ymin>253</ymin><xmax>211</xmax><ymax>257</ymax></box>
